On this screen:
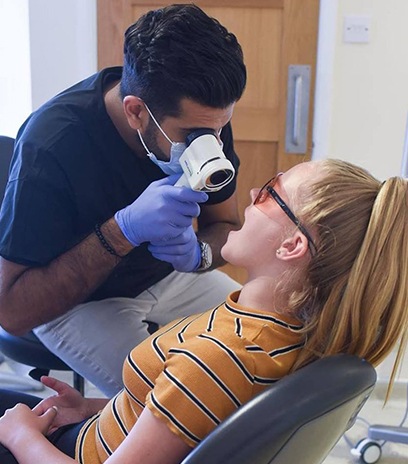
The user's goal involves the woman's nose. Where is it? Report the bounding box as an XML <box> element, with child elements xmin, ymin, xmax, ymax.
<box><xmin>250</xmin><ymin>188</ymin><xmax>260</xmax><ymax>203</ymax></box>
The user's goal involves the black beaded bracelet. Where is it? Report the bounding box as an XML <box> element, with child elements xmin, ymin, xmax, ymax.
<box><xmin>94</xmin><ymin>224</ymin><xmax>123</xmax><ymax>258</ymax></box>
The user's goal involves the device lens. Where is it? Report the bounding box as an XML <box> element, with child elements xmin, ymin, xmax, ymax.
<box><xmin>207</xmin><ymin>169</ymin><xmax>234</xmax><ymax>187</ymax></box>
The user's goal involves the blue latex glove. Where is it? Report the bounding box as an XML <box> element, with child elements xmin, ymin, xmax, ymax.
<box><xmin>148</xmin><ymin>226</ymin><xmax>201</xmax><ymax>272</ymax></box>
<box><xmin>115</xmin><ymin>175</ymin><xmax>208</xmax><ymax>246</ymax></box>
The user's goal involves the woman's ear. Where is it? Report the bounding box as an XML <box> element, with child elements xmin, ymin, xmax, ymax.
<box><xmin>276</xmin><ymin>231</ymin><xmax>309</xmax><ymax>261</ymax></box>
<box><xmin>123</xmin><ymin>96</ymin><xmax>146</xmax><ymax>130</ymax></box>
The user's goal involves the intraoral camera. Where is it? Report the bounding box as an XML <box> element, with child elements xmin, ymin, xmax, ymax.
<box><xmin>175</xmin><ymin>128</ymin><xmax>235</xmax><ymax>192</ymax></box>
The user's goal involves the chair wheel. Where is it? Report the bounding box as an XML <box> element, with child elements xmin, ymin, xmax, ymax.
<box><xmin>351</xmin><ymin>438</ymin><xmax>382</xmax><ymax>464</ymax></box>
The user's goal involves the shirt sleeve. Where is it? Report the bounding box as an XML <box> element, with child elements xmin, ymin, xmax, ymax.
<box><xmin>0</xmin><ymin>137</ymin><xmax>77</xmax><ymax>265</ymax></box>
<box><xmin>145</xmin><ymin>334</ymin><xmax>255</xmax><ymax>448</ymax></box>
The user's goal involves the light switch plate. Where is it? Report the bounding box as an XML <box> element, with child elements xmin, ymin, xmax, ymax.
<box><xmin>343</xmin><ymin>16</ymin><xmax>370</xmax><ymax>43</ymax></box>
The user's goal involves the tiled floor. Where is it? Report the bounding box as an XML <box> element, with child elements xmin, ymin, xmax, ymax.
<box><xmin>1</xmin><ymin>360</ymin><xmax>408</xmax><ymax>463</ymax></box>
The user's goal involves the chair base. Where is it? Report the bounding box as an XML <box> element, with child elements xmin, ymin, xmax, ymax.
<box><xmin>29</xmin><ymin>368</ymin><xmax>85</xmax><ymax>396</ymax></box>
<box><xmin>0</xmin><ymin>371</ymin><xmax>44</xmax><ymax>392</ymax></box>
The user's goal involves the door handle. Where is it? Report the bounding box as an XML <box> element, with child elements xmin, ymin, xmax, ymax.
<box><xmin>293</xmin><ymin>75</ymin><xmax>303</xmax><ymax>146</ymax></box>
<box><xmin>285</xmin><ymin>65</ymin><xmax>311</xmax><ymax>154</ymax></box>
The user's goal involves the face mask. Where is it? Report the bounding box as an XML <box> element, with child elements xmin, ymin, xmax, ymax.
<box><xmin>138</xmin><ymin>104</ymin><xmax>185</xmax><ymax>176</ymax></box>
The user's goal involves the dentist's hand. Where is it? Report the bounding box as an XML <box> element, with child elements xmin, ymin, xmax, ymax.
<box><xmin>148</xmin><ymin>226</ymin><xmax>201</xmax><ymax>272</ymax></box>
<box><xmin>115</xmin><ymin>175</ymin><xmax>208</xmax><ymax>246</ymax></box>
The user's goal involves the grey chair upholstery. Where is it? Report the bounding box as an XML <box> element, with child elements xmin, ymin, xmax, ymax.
<box><xmin>0</xmin><ymin>135</ymin><xmax>84</xmax><ymax>394</ymax></box>
<box><xmin>181</xmin><ymin>354</ymin><xmax>377</xmax><ymax>464</ymax></box>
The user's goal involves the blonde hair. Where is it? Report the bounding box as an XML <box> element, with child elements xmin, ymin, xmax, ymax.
<box><xmin>291</xmin><ymin>159</ymin><xmax>408</xmax><ymax>398</ymax></box>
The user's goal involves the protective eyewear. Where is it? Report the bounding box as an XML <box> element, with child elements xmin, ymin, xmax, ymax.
<box><xmin>254</xmin><ymin>174</ymin><xmax>317</xmax><ymax>255</ymax></box>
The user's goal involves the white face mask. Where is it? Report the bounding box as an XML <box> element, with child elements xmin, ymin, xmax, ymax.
<box><xmin>138</xmin><ymin>104</ymin><xmax>185</xmax><ymax>176</ymax></box>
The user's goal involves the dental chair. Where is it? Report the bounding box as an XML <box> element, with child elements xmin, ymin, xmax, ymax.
<box><xmin>181</xmin><ymin>354</ymin><xmax>377</xmax><ymax>464</ymax></box>
<box><xmin>0</xmin><ymin>135</ymin><xmax>85</xmax><ymax>394</ymax></box>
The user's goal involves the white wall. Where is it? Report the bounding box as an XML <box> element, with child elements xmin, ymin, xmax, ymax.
<box><xmin>314</xmin><ymin>0</ymin><xmax>408</xmax><ymax>180</ymax></box>
<box><xmin>29</xmin><ymin>0</ymin><xmax>97</xmax><ymax>111</ymax></box>
<box><xmin>0</xmin><ymin>0</ymin><xmax>97</xmax><ymax>138</ymax></box>
<box><xmin>0</xmin><ymin>0</ymin><xmax>32</xmax><ymax>137</ymax></box>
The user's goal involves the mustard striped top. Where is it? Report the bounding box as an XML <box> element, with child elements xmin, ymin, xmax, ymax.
<box><xmin>75</xmin><ymin>291</ymin><xmax>304</xmax><ymax>463</ymax></box>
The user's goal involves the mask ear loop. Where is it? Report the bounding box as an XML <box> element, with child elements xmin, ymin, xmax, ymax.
<box><xmin>137</xmin><ymin>129</ymin><xmax>151</xmax><ymax>155</ymax></box>
<box><xmin>143</xmin><ymin>103</ymin><xmax>174</xmax><ymax>145</ymax></box>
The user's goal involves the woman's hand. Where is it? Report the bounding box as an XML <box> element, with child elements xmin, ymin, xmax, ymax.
<box><xmin>0</xmin><ymin>403</ymin><xmax>77</xmax><ymax>464</ymax></box>
<box><xmin>33</xmin><ymin>376</ymin><xmax>99</xmax><ymax>434</ymax></box>
<box><xmin>0</xmin><ymin>403</ymin><xmax>57</xmax><ymax>450</ymax></box>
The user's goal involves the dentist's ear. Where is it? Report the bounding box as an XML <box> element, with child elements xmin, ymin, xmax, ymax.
<box><xmin>123</xmin><ymin>96</ymin><xmax>147</xmax><ymax>130</ymax></box>
<box><xmin>276</xmin><ymin>231</ymin><xmax>309</xmax><ymax>261</ymax></box>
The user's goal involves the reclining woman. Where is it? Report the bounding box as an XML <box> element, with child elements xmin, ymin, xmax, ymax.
<box><xmin>0</xmin><ymin>158</ymin><xmax>407</xmax><ymax>464</ymax></box>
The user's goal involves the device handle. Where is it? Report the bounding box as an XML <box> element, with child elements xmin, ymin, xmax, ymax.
<box><xmin>174</xmin><ymin>173</ymin><xmax>191</xmax><ymax>188</ymax></box>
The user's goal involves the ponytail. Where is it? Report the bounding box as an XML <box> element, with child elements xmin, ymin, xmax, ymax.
<box><xmin>291</xmin><ymin>160</ymin><xmax>408</xmax><ymax>398</ymax></box>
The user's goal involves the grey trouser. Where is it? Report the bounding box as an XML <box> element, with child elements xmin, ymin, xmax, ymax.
<box><xmin>34</xmin><ymin>270</ymin><xmax>241</xmax><ymax>397</ymax></box>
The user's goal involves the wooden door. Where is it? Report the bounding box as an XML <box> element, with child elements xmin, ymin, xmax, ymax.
<box><xmin>97</xmin><ymin>0</ymin><xmax>320</xmax><ymax>283</ymax></box>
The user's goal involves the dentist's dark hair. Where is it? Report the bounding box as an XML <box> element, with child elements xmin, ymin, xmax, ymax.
<box><xmin>120</xmin><ymin>4</ymin><xmax>246</xmax><ymax>119</ymax></box>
